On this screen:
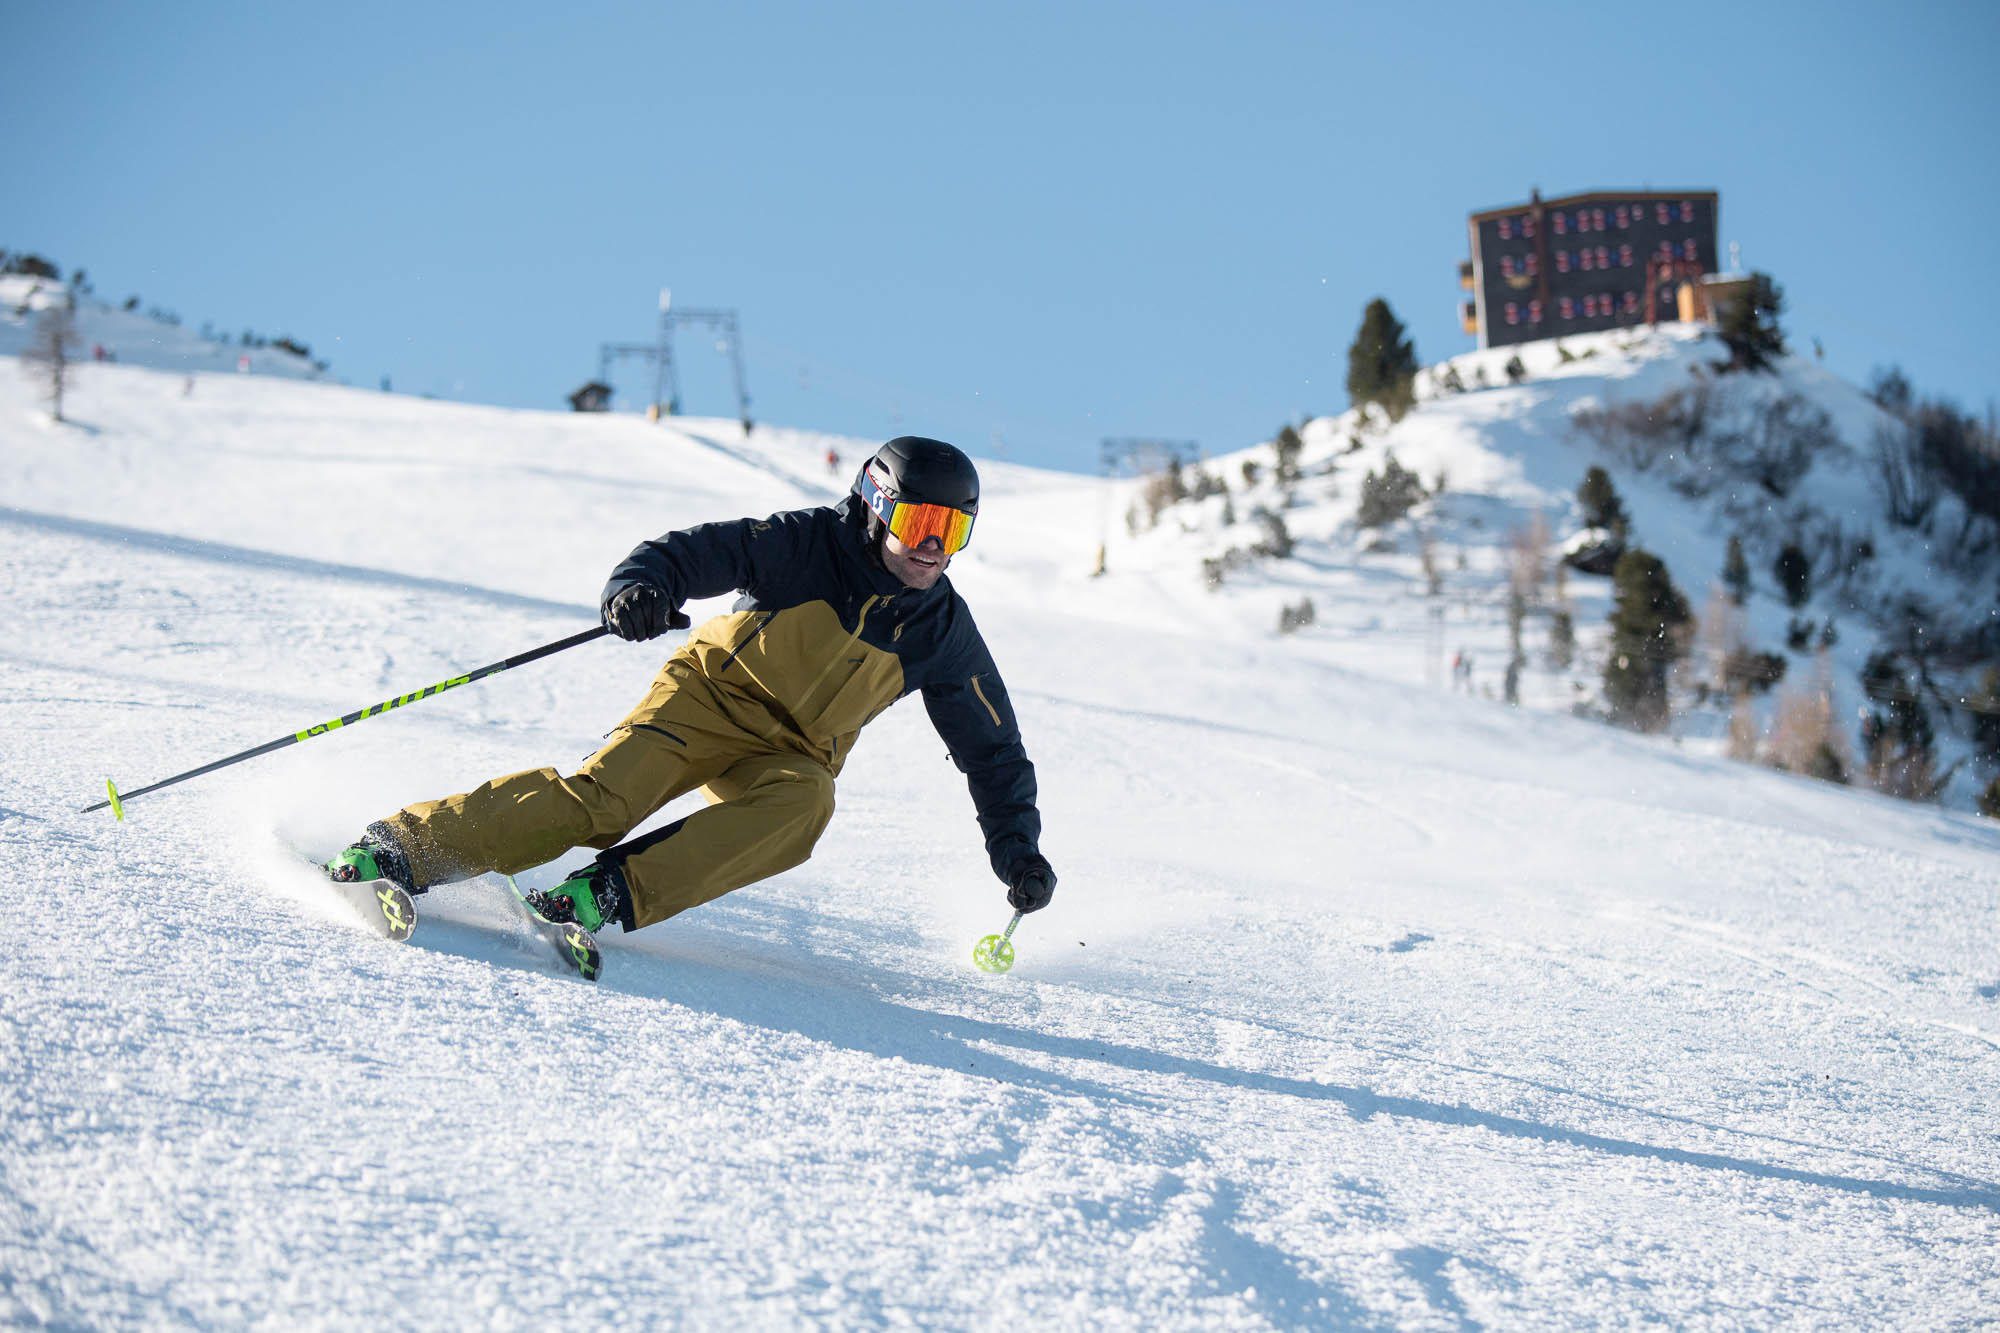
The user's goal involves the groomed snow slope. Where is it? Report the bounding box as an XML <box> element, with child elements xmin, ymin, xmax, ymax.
<box><xmin>3</xmin><ymin>361</ymin><xmax>1997</xmax><ymax>1329</ymax></box>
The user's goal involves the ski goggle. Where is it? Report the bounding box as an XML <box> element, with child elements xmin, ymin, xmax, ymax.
<box><xmin>860</xmin><ymin>472</ymin><xmax>976</xmax><ymax>554</ymax></box>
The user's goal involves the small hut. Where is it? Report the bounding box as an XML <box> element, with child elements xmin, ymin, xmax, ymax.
<box><xmin>568</xmin><ymin>381</ymin><xmax>613</xmax><ymax>413</ymax></box>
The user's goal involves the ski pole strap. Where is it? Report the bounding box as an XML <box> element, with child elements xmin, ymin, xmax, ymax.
<box><xmin>82</xmin><ymin>624</ymin><xmax>611</xmax><ymax>817</ymax></box>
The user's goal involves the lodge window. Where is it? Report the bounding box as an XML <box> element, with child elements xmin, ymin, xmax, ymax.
<box><xmin>1529</xmin><ymin>299</ymin><xmax>1542</xmax><ymax>321</ymax></box>
<box><xmin>1615</xmin><ymin>206</ymin><xmax>1629</xmax><ymax>228</ymax></box>
<box><xmin>1620</xmin><ymin>244</ymin><xmax>1633</xmax><ymax>267</ymax></box>
<box><xmin>1592</xmin><ymin>208</ymin><xmax>1605</xmax><ymax>231</ymax></box>
<box><xmin>1525</xmin><ymin>252</ymin><xmax>1538</xmax><ymax>276</ymax></box>
<box><xmin>1553</xmin><ymin>212</ymin><xmax>1567</xmax><ymax>235</ymax></box>
<box><xmin>1502</xmin><ymin>255</ymin><xmax>1514</xmax><ymax>277</ymax></box>
<box><xmin>1523</xmin><ymin>215</ymin><xmax>1536</xmax><ymax>238</ymax></box>
<box><xmin>1505</xmin><ymin>302</ymin><xmax>1519</xmax><ymax>325</ymax></box>
<box><xmin>1681</xmin><ymin>201</ymin><xmax>1693</xmax><ymax>222</ymax></box>
<box><xmin>1556</xmin><ymin>250</ymin><xmax>1570</xmax><ymax>272</ymax></box>
<box><xmin>1656</xmin><ymin>202</ymin><xmax>1670</xmax><ymax>225</ymax></box>
<box><xmin>1559</xmin><ymin>297</ymin><xmax>1574</xmax><ymax>319</ymax></box>
<box><xmin>1580</xmin><ymin>248</ymin><xmax>1593</xmax><ymax>271</ymax></box>
<box><xmin>1499</xmin><ymin>218</ymin><xmax>1512</xmax><ymax>240</ymax></box>
<box><xmin>1682</xmin><ymin>239</ymin><xmax>1698</xmax><ymax>261</ymax></box>
<box><xmin>1596</xmin><ymin>246</ymin><xmax>1609</xmax><ymax>269</ymax></box>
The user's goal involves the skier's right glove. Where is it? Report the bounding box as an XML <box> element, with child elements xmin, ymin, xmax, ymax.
<box><xmin>1006</xmin><ymin>856</ymin><xmax>1056</xmax><ymax>914</ymax></box>
<box><xmin>603</xmin><ymin>584</ymin><xmax>690</xmax><ymax>641</ymax></box>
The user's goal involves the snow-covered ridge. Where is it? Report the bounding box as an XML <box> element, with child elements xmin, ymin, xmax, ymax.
<box><xmin>1098</xmin><ymin>323</ymin><xmax>1993</xmax><ymax>809</ymax></box>
<box><xmin>0</xmin><ymin>272</ymin><xmax>329</xmax><ymax>381</ymax></box>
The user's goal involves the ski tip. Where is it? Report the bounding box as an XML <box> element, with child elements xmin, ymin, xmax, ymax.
<box><xmin>106</xmin><ymin>778</ymin><xmax>126</xmax><ymax>823</ymax></box>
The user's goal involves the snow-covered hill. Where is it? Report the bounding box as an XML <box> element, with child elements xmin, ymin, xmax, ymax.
<box><xmin>1</xmin><ymin>273</ymin><xmax>330</xmax><ymax>381</ymax></box>
<box><xmin>3</xmin><ymin>356</ymin><xmax>1997</xmax><ymax>1328</ymax></box>
<box><xmin>1102</xmin><ymin>323</ymin><xmax>1995</xmax><ymax>810</ymax></box>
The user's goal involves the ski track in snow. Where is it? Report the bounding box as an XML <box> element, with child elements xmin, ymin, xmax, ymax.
<box><xmin>2</xmin><ymin>360</ymin><xmax>1998</xmax><ymax>1329</ymax></box>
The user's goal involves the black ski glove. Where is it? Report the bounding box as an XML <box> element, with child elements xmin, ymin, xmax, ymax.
<box><xmin>603</xmin><ymin>584</ymin><xmax>690</xmax><ymax>641</ymax></box>
<box><xmin>1006</xmin><ymin>856</ymin><xmax>1056</xmax><ymax>914</ymax></box>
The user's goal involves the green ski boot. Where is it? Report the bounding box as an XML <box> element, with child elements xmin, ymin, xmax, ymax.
<box><xmin>528</xmin><ymin>861</ymin><xmax>629</xmax><ymax>934</ymax></box>
<box><xmin>322</xmin><ymin>825</ymin><xmax>418</xmax><ymax>892</ymax></box>
<box><xmin>320</xmin><ymin>830</ymin><xmax>419</xmax><ymax>942</ymax></box>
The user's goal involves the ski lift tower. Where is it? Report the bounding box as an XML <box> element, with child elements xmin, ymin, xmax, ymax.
<box><xmin>660</xmin><ymin>289</ymin><xmax>754</xmax><ymax>434</ymax></box>
<box><xmin>595</xmin><ymin>289</ymin><xmax>755</xmax><ymax>432</ymax></box>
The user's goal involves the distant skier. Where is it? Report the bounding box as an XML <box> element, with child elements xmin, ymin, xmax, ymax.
<box><xmin>326</xmin><ymin>437</ymin><xmax>1056</xmax><ymax>935</ymax></box>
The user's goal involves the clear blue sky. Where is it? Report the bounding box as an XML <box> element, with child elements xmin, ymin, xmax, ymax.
<box><xmin>9</xmin><ymin>1</ymin><xmax>1995</xmax><ymax>472</ymax></box>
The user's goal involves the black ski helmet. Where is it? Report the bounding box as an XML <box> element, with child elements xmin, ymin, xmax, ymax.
<box><xmin>852</xmin><ymin>436</ymin><xmax>980</xmax><ymax>542</ymax></box>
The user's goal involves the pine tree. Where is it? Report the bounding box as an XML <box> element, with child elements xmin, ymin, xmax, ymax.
<box><xmin>1356</xmin><ymin>453</ymin><xmax>1426</xmax><ymax>528</ymax></box>
<box><xmin>1859</xmin><ymin>650</ymin><xmax>1942</xmax><ymax>800</ymax></box>
<box><xmin>1722</xmin><ymin>535</ymin><xmax>1751</xmax><ymax>605</ymax></box>
<box><xmin>1274</xmin><ymin>425</ymin><xmax>1304</xmax><ymax>487</ymax></box>
<box><xmin>1346</xmin><ymin>298</ymin><xmax>1418</xmax><ymax>422</ymax></box>
<box><xmin>1718</xmin><ymin>271</ymin><xmax>1786</xmax><ymax>372</ymax></box>
<box><xmin>1970</xmin><ymin>665</ymin><xmax>2000</xmax><ymax>764</ymax></box>
<box><xmin>1603</xmin><ymin>548</ymin><xmax>1691</xmax><ymax>731</ymax></box>
<box><xmin>1577</xmin><ymin>466</ymin><xmax>1629</xmax><ymax>537</ymax></box>
<box><xmin>1774</xmin><ymin>544</ymin><xmax>1811</xmax><ymax>609</ymax></box>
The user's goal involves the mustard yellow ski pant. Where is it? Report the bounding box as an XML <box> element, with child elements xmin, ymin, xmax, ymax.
<box><xmin>376</xmin><ymin>661</ymin><xmax>836</xmax><ymax>929</ymax></box>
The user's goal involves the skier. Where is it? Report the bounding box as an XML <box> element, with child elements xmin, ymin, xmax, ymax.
<box><xmin>326</xmin><ymin>436</ymin><xmax>1056</xmax><ymax>935</ymax></box>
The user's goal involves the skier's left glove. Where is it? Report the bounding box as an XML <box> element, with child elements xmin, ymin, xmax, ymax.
<box><xmin>1006</xmin><ymin>856</ymin><xmax>1056</xmax><ymax>914</ymax></box>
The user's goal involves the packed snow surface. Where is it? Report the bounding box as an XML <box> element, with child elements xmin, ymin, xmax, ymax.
<box><xmin>2</xmin><ymin>358</ymin><xmax>1997</xmax><ymax>1329</ymax></box>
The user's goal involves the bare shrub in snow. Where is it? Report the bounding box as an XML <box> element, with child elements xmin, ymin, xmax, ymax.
<box><xmin>1128</xmin><ymin>459</ymin><xmax>1190</xmax><ymax>532</ymax></box>
<box><xmin>1546</xmin><ymin>608</ymin><xmax>1575</xmax><ymax>670</ymax></box>
<box><xmin>1712</xmin><ymin>393</ymin><xmax>1835</xmax><ymax>499</ymax></box>
<box><xmin>1764</xmin><ymin>658</ymin><xmax>1849</xmax><ymax>784</ymax></box>
<box><xmin>1509</xmin><ymin>513</ymin><xmax>1551</xmax><ymax>606</ymax></box>
<box><xmin>1868</xmin><ymin>364</ymin><xmax>1913</xmax><ymax>415</ymax></box>
<box><xmin>1570</xmin><ymin>383</ymin><xmax>1711</xmax><ymax>474</ymax></box>
<box><xmin>1728</xmin><ymin>696</ymin><xmax>1759</xmax><ymax>762</ymax></box>
<box><xmin>1573</xmin><ymin>385</ymin><xmax>1831</xmax><ymax>501</ymax></box>
<box><xmin>1866</xmin><ymin>383</ymin><xmax>2000</xmax><ymax>571</ymax></box>
<box><xmin>1201</xmin><ymin>547</ymin><xmax>1254</xmax><ymax>590</ymax></box>
<box><xmin>1874</xmin><ymin>420</ymin><xmax>1941</xmax><ymax>528</ymax></box>
<box><xmin>21</xmin><ymin>304</ymin><xmax>77</xmax><ymax>422</ymax></box>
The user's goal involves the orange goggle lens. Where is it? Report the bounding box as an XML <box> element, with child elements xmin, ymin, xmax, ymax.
<box><xmin>885</xmin><ymin>499</ymin><xmax>975</xmax><ymax>554</ymax></box>
<box><xmin>862</xmin><ymin>473</ymin><xmax>976</xmax><ymax>554</ymax></box>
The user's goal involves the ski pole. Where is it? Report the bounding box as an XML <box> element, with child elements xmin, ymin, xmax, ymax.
<box><xmin>973</xmin><ymin>911</ymin><xmax>1024</xmax><ymax>973</ymax></box>
<box><xmin>82</xmin><ymin>624</ymin><xmax>612</xmax><ymax>820</ymax></box>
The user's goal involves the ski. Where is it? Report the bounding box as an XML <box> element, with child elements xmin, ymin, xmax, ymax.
<box><xmin>322</xmin><ymin>872</ymin><xmax>418</xmax><ymax>943</ymax></box>
<box><xmin>503</xmin><ymin>875</ymin><xmax>603</xmax><ymax>982</ymax></box>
